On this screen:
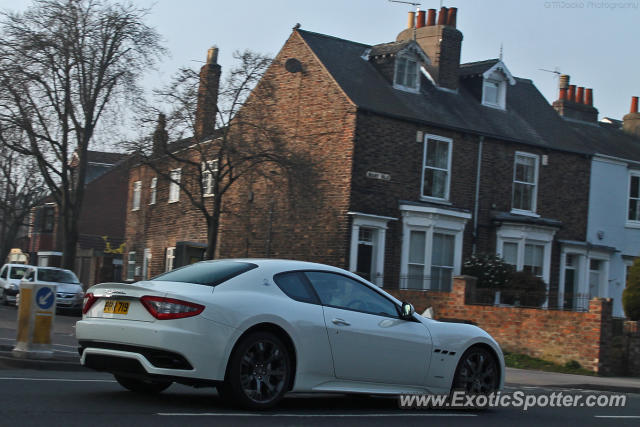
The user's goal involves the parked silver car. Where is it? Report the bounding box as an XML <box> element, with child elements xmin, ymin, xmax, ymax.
<box><xmin>21</xmin><ymin>266</ymin><xmax>84</xmax><ymax>313</ymax></box>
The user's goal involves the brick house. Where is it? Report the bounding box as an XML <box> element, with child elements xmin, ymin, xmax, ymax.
<box><xmin>27</xmin><ymin>150</ymin><xmax>131</xmax><ymax>287</ymax></box>
<box><xmin>124</xmin><ymin>6</ymin><xmax>615</xmax><ymax>309</ymax></box>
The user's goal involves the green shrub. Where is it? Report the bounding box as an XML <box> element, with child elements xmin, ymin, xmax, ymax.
<box><xmin>623</xmin><ymin>258</ymin><xmax>640</xmax><ymax>320</ymax></box>
<box><xmin>462</xmin><ymin>253</ymin><xmax>513</xmax><ymax>289</ymax></box>
<box><xmin>501</xmin><ymin>270</ymin><xmax>547</xmax><ymax>308</ymax></box>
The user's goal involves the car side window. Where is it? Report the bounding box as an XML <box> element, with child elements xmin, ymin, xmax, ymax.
<box><xmin>24</xmin><ymin>269</ymin><xmax>35</xmax><ymax>281</ymax></box>
<box><xmin>0</xmin><ymin>267</ymin><xmax>6</xmax><ymax>279</ymax></box>
<box><xmin>273</xmin><ymin>271</ymin><xmax>319</xmax><ymax>304</ymax></box>
<box><xmin>304</xmin><ymin>271</ymin><xmax>399</xmax><ymax>317</ymax></box>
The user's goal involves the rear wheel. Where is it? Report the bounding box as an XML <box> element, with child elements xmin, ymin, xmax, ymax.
<box><xmin>114</xmin><ymin>374</ymin><xmax>172</xmax><ymax>394</ymax></box>
<box><xmin>223</xmin><ymin>331</ymin><xmax>292</xmax><ymax>410</ymax></box>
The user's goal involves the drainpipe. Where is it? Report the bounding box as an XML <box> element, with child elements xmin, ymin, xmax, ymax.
<box><xmin>472</xmin><ymin>136</ymin><xmax>484</xmax><ymax>254</ymax></box>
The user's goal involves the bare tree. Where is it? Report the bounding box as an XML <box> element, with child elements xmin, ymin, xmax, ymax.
<box><xmin>0</xmin><ymin>0</ymin><xmax>165</xmax><ymax>269</ymax></box>
<box><xmin>132</xmin><ymin>50</ymin><xmax>316</xmax><ymax>260</ymax></box>
<box><xmin>0</xmin><ymin>136</ymin><xmax>47</xmax><ymax>264</ymax></box>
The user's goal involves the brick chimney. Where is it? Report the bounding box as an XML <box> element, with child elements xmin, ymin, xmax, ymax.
<box><xmin>195</xmin><ymin>46</ymin><xmax>221</xmax><ymax>141</ymax></box>
<box><xmin>152</xmin><ymin>113</ymin><xmax>168</xmax><ymax>155</ymax></box>
<box><xmin>623</xmin><ymin>96</ymin><xmax>640</xmax><ymax>138</ymax></box>
<box><xmin>396</xmin><ymin>7</ymin><xmax>463</xmax><ymax>90</ymax></box>
<box><xmin>552</xmin><ymin>74</ymin><xmax>598</xmax><ymax>122</ymax></box>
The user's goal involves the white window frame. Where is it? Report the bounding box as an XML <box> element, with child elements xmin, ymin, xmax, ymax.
<box><xmin>132</xmin><ymin>181</ymin><xmax>141</xmax><ymax>211</ymax></box>
<box><xmin>393</xmin><ymin>55</ymin><xmax>420</xmax><ymax>93</ymax></box>
<box><xmin>496</xmin><ymin>223</ymin><xmax>556</xmax><ymax>301</ymax></box>
<box><xmin>348</xmin><ymin>212</ymin><xmax>397</xmax><ymax>287</ymax></box>
<box><xmin>149</xmin><ymin>177</ymin><xmax>157</xmax><ymax>205</ymax></box>
<box><xmin>165</xmin><ymin>247</ymin><xmax>175</xmax><ymax>272</ymax></box>
<box><xmin>127</xmin><ymin>251</ymin><xmax>136</xmax><ymax>282</ymax></box>
<box><xmin>420</xmin><ymin>134</ymin><xmax>453</xmax><ymax>203</ymax></box>
<box><xmin>511</xmin><ymin>152</ymin><xmax>540</xmax><ymax>216</ymax></box>
<box><xmin>482</xmin><ymin>78</ymin><xmax>507</xmax><ymax>109</ymax></box>
<box><xmin>627</xmin><ymin>170</ymin><xmax>640</xmax><ymax>227</ymax></box>
<box><xmin>142</xmin><ymin>248</ymin><xmax>152</xmax><ymax>280</ymax></box>
<box><xmin>168</xmin><ymin>168</ymin><xmax>181</xmax><ymax>203</ymax></box>
<box><xmin>202</xmin><ymin>160</ymin><xmax>218</xmax><ymax>197</ymax></box>
<box><xmin>399</xmin><ymin>204</ymin><xmax>470</xmax><ymax>290</ymax></box>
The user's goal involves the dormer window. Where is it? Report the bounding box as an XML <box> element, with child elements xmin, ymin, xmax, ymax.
<box><xmin>394</xmin><ymin>56</ymin><xmax>419</xmax><ymax>91</ymax></box>
<box><xmin>483</xmin><ymin>80</ymin><xmax>501</xmax><ymax>106</ymax></box>
<box><xmin>479</xmin><ymin>60</ymin><xmax>516</xmax><ymax>110</ymax></box>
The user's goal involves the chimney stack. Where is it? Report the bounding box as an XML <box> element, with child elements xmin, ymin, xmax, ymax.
<box><xmin>396</xmin><ymin>6</ymin><xmax>463</xmax><ymax>90</ymax></box>
<box><xmin>152</xmin><ymin>113</ymin><xmax>168</xmax><ymax>155</ymax></box>
<box><xmin>552</xmin><ymin>75</ymin><xmax>598</xmax><ymax>122</ymax></box>
<box><xmin>623</xmin><ymin>96</ymin><xmax>640</xmax><ymax>138</ymax></box>
<box><xmin>195</xmin><ymin>46</ymin><xmax>221</xmax><ymax>141</ymax></box>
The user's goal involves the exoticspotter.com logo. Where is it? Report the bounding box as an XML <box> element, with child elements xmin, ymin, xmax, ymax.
<box><xmin>544</xmin><ymin>1</ymin><xmax>639</xmax><ymax>9</ymax></box>
<box><xmin>399</xmin><ymin>391</ymin><xmax>627</xmax><ymax>411</ymax></box>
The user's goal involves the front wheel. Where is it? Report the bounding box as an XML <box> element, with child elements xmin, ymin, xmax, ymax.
<box><xmin>223</xmin><ymin>331</ymin><xmax>292</xmax><ymax>410</ymax></box>
<box><xmin>114</xmin><ymin>374</ymin><xmax>172</xmax><ymax>394</ymax></box>
<box><xmin>451</xmin><ymin>346</ymin><xmax>499</xmax><ymax>396</ymax></box>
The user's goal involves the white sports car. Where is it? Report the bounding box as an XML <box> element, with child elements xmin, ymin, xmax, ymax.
<box><xmin>76</xmin><ymin>259</ymin><xmax>504</xmax><ymax>409</ymax></box>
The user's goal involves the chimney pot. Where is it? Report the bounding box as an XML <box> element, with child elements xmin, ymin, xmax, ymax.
<box><xmin>416</xmin><ymin>10</ymin><xmax>426</xmax><ymax>28</ymax></box>
<box><xmin>585</xmin><ymin>88</ymin><xmax>593</xmax><ymax>106</ymax></box>
<box><xmin>631</xmin><ymin>96</ymin><xmax>639</xmax><ymax>113</ymax></box>
<box><xmin>206</xmin><ymin>46</ymin><xmax>218</xmax><ymax>64</ymax></box>
<box><xmin>559</xmin><ymin>87</ymin><xmax>568</xmax><ymax>101</ymax></box>
<box><xmin>559</xmin><ymin>74</ymin><xmax>570</xmax><ymax>90</ymax></box>
<box><xmin>576</xmin><ymin>87</ymin><xmax>585</xmax><ymax>104</ymax></box>
<box><xmin>407</xmin><ymin>11</ymin><xmax>416</xmax><ymax>28</ymax></box>
<box><xmin>568</xmin><ymin>85</ymin><xmax>576</xmax><ymax>102</ymax></box>
<box><xmin>437</xmin><ymin>7</ymin><xmax>448</xmax><ymax>25</ymax></box>
<box><xmin>447</xmin><ymin>7</ymin><xmax>458</xmax><ymax>27</ymax></box>
<box><xmin>426</xmin><ymin>9</ymin><xmax>436</xmax><ymax>26</ymax></box>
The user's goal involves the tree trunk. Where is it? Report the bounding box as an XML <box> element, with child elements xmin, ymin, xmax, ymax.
<box><xmin>204</xmin><ymin>196</ymin><xmax>222</xmax><ymax>260</ymax></box>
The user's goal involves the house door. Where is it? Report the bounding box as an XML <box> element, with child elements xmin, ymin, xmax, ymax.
<box><xmin>563</xmin><ymin>254</ymin><xmax>577</xmax><ymax>310</ymax></box>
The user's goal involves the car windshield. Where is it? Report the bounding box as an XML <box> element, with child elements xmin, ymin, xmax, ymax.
<box><xmin>38</xmin><ymin>269</ymin><xmax>79</xmax><ymax>284</ymax></box>
<box><xmin>151</xmin><ymin>261</ymin><xmax>257</xmax><ymax>287</ymax></box>
<box><xmin>9</xmin><ymin>267</ymin><xmax>27</xmax><ymax>279</ymax></box>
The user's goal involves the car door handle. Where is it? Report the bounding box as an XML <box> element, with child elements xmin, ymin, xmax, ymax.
<box><xmin>332</xmin><ymin>318</ymin><xmax>350</xmax><ymax>326</ymax></box>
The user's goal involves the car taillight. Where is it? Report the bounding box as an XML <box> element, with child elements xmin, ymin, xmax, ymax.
<box><xmin>140</xmin><ymin>296</ymin><xmax>204</xmax><ymax>320</ymax></box>
<box><xmin>82</xmin><ymin>293</ymin><xmax>98</xmax><ymax>314</ymax></box>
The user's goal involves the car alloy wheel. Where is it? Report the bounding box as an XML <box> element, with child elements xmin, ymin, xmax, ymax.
<box><xmin>225</xmin><ymin>331</ymin><xmax>291</xmax><ymax>409</ymax></box>
<box><xmin>452</xmin><ymin>347</ymin><xmax>499</xmax><ymax>395</ymax></box>
<box><xmin>114</xmin><ymin>374</ymin><xmax>172</xmax><ymax>394</ymax></box>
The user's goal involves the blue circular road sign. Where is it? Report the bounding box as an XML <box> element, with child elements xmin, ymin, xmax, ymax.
<box><xmin>36</xmin><ymin>287</ymin><xmax>55</xmax><ymax>310</ymax></box>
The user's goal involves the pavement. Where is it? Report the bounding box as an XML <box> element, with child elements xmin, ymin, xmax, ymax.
<box><xmin>1</xmin><ymin>304</ymin><xmax>640</xmax><ymax>394</ymax></box>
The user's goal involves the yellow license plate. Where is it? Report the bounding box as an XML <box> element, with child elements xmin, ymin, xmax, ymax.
<box><xmin>103</xmin><ymin>300</ymin><xmax>130</xmax><ymax>314</ymax></box>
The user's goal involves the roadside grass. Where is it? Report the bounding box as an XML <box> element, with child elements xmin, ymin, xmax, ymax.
<box><xmin>503</xmin><ymin>352</ymin><xmax>596</xmax><ymax>376</ymax></box>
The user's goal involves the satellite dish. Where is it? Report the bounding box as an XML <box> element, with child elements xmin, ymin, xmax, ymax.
<box><xmin>285</xmin><ymin>58</ymin><xmax>302</xmax><ymax>73</ymax></box>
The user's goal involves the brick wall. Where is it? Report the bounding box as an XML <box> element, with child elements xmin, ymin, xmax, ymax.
<box><xmin>351</xmin><ymin>111</ymin><xmax>591</xmax><ymax>291</ymax></box>
<box><xmin>389</xmin><ymin>276</ymin><xmax>612</xmax><ymax>373</ymax></box>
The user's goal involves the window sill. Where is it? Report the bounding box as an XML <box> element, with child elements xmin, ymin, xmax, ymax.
<box><xmin>168</xmin><ymin>200</ymin><xmax>180</xmax><ymax>204</ymax></box>
<box><xmin>203</xmin><ymin>193</ymin><xmax>215</xmax><ymax>198</ymax></box>
<box><xmin>510</xmin><ymin>209</ymin><xmax>540</xmax><ymax>218</ymax></box>
<box><xmin>131</xmin><ymin>208</ymin><xmax>140</xmax><ymax>212</ymax></box>
<box><xmin>148</xmin><ymin>202</ymin><xmax>156</xmax><ymax>206</ymax></box>
<box><xmin>481</xmin><ymin>101</ymin><xmax>505</xmax><ymax>110</ymax></box>
<box><xmin>393</xmin><ymin>83</ymin><xmax>420</xmax><ymax>94</ymax></box>
<box><xmin>420</xmin><ymin>197</ymin><xmax>452</xmax><ymax>206</ymax></box>
<box><xmin>625</xmin><ymin>221</ymin><xmax>640</xmax><ymax>229</ymax></box>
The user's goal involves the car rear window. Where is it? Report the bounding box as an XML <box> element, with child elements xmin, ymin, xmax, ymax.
<box><xmin>151</xmin><ymin>261</ymin><xmax>257</xmax><ymax>287</ymax></box>
<box><xmin>38</xmin><ymin>269</ymin><xmax>79</xmax><ymax>283</ymax></box>
<box><xmin>9</xmin><ymin>267</ymin><xmax>28</xmax><ymax>279</ymax></box>
<box><xmin>273</xmin><ymin>271</ymin><xmax>319</xmax><ymax>304</ymax></box>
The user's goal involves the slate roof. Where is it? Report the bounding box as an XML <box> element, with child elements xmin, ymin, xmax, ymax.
<box><xmin>459</xmin><ymin>59</ymin><xmax>500</xmax><ymax>77</ymax></box>
<box><xmin>296</xmin><ymin>29</ymin><xmax>640</xmax><ymax>161</ymax></box>
<box><xmin>369</xmin><ymin>40</ymin><xmax>413</xmax><ymax>57</ymax></box>
<box><xmin>87</xmin><ymin>150</ymin><xmax>128</xmax><ymax>165</ymax></box>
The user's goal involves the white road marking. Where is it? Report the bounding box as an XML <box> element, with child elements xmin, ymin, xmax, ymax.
<box><xmin>158</xmin><ymin>413</ymin><xmax>477</xmax><ymax>417</ymax></box>
<box><xmin>52</xmin><ymin>343</ymin><xmax>78</xmax><ymax>349</ymax></box>
<box><xmin>0</xmin><ymin>377</ymin><xmax>115</xmax><ymax>383</ymax></box>
<box><xmin>595</xmin><ymin>416</ymin><xmax>640</xmax><ymax>419</ymax></box>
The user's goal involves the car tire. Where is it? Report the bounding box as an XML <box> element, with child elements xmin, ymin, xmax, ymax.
<box><xmin>224</xmin><ymin>331</ymin><xmax>292</xmax><ymax>410</ymax></box>
<box><xmin>450</xmin><ymin>346</ymin><xmax>499</xmax><ymax>408</ymax></box>
<box><xmin>114</xmin><ymin>374</ymin><xmax>172</xmax><ymax>394</ymax></box>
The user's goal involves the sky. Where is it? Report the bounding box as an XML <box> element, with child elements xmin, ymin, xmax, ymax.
<box><xmin>1</xmin><ymin>0</ymin><xmax>638</xmax><ymax>127</ymax></box>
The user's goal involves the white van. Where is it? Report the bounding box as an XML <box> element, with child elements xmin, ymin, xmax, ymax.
<box><xmin>0</xmin><ymin>264</ymin><xmax>29</xmax><ymax>305</ymax></box>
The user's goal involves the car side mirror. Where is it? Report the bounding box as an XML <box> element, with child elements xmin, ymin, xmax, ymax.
<box><xmin>400</xmin><ymin>302</ymin><xmax>415</xmax><ymax>319</ymax></box>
